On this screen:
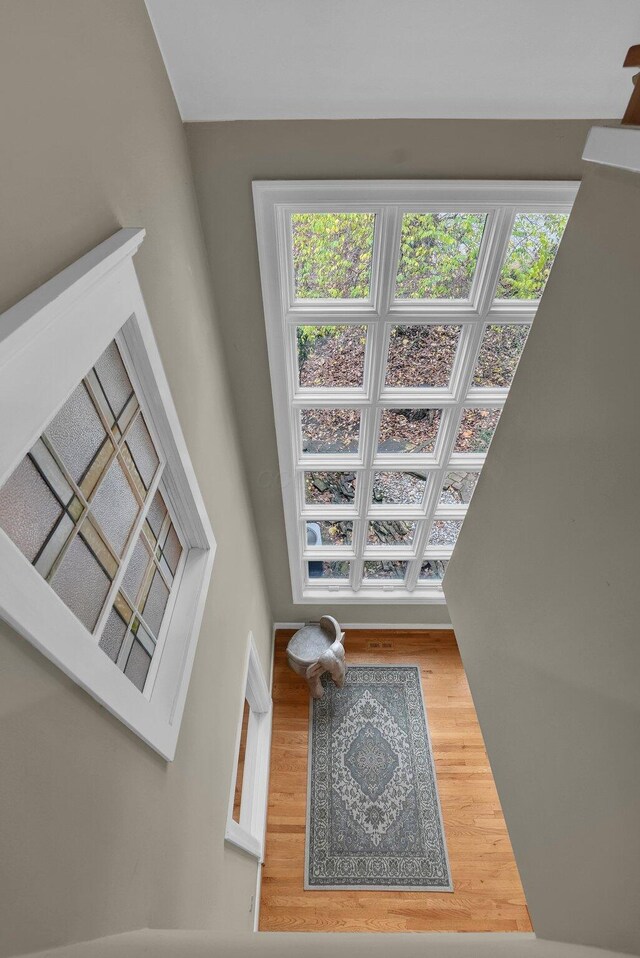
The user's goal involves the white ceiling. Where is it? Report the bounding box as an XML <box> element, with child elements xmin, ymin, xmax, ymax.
<box><xmin>145</xmin><ymin>0</ymin><xmax>640</xmax><ymax>122</ymax></box>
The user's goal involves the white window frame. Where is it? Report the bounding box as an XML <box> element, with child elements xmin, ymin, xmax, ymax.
<box><xmin>0</xmin><ymin>229</ymin><xmax>216</xmax><ymax>759</ymax></box>
<box><xmin>253</xmin><ymin>180</ymin><xmax>578</xmax><ymax>604</ymax></box>
<box><xmin>225</xmin><ymin>632</ymin><xmax>272</xmax><ymax>860</ymax></box>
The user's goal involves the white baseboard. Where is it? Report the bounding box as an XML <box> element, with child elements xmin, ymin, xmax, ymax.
<box><xmin>273</xmin><ymin>621</ymin><xmax>453</xmax><ymax>630</ymax></box>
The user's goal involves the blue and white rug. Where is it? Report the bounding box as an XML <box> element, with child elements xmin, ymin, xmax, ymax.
<box><xmin>305</xmin><ymin>665</ymin><xmax>452</xmax><ymax>891</ymax></box>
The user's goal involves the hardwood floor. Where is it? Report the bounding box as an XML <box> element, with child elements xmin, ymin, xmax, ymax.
<box><xmin>259</xmin><ymin>629</ymin><xmax>531</xmax><ymax>933</ymax></box>
<box><xmin>232</xmin><ymin>698</ymin><xmax>250</xmax><ymax>822</ymax></box>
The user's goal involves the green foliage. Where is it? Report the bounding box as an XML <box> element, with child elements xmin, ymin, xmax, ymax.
<box><xmin>292</xmin><ymin>213</ymin><xmax>374</xmax><ymax>299</ymax></box>
<box><xmin>296</xmin><ymin>324</ymin><xmax>340</xmax><ymax>365</ymax></box>
<box><xmin>496</xmin><ymin>213</ymin><xmax>568</xmax><ymax>299</ymax></box>
<box><xmin>396</xmin><ymin>213</ymin><xmax>485</xmax><ymax>298</ymax></box>
<box><xmin>291</xmin><ymin>210</ymin><xmax>568</xmax><ymax>303</ymax></box>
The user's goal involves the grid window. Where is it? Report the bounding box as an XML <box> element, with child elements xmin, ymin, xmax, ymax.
<box><xmin>254</xmin><ymin>182</ymin><xmax>576</xmax><ymax>601</ymax></box>
<box><xmin>0</xmin><ymin>338</ymin><xmax>183</xmax><ymax>693</ymax></box>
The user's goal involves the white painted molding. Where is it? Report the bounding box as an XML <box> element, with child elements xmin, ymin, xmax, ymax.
<box><xmin>582</xmin><ymin>125</ymin><xmax>640</xmax><ymax>174</ymax></box>
<box><xmin>253</xmin><ymin>180</ymin><xmax>578</xmax><ymax>605</ymax></box>
<box><xmin>225</xmin><ymin>633</ymin><xmax>272</xmax><ymax>861</ymax></box>
<box><xmin>0</xmin><ymin>229</ymin><xmax>145</xmax><ymax>367</ymax></box>
<box><xmin>0</xmin><ymin>229</ymin><xmax>216</xmax><ymax>760</ymax></box>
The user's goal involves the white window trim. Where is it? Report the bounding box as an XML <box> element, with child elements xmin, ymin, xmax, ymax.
<box><xmin>225</xmin><ymin>632</ymin><xmax>272</xmax><ymax>861</ymax></box>
<box><xmin>0</xmin><ymin>229</ymin><xmax>216</xmax><ymax>760</ymax></box>
<box><xmin>253</xmin><ymin>180</ymin><xmax>578</xmax><ymax>604</ymax></box>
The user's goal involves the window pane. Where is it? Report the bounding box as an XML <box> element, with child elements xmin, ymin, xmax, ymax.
<box><xmin>292</xmin><ymin>212</ymin><xmax>375</xmax><ymax>299</ymax></box>
<box><xmin>45</xmin><ymin>383</ymin><xmax>108</xmax><ymax>484</ymax></box>
<box><xmin>385</xmin><ymin>325</ymin><xmax>461</xmax><ymax>388</ymax></box>
<box><xmin>496</xmin><ymin>213</ymin><xmax>568</xmax><ymax>300</ymax></box>
<box><xmin>428</xmin><ymin>519</ymin><xmax>463</xmax><ymax>547</ymax></box>
<box><xmin>378</xmin><ymin>408</ymin><xmax>441</xmax><ymax>454</ymax></box>
<box><xmin>146</xmin><ymin>489</ymin><xmax>167</xmax><ymax>541</ymax></box>
<box><xmin>440</xmin><ymin>471</ymin><xmax>479</xmax><ymax>505</ymax></box>
<box><xmin>124</xmin><ymin>637</ymin><xmax>152</xmax><ymax>692</ymax></box>
<box><xmin>297</xmin><ymin>325</ymin><xmax>366</xmax><ymax>388</ymax></box>
<box><xmin>141</xmin><ymin>569</ymin><xmax>170</xmax><ymax>637</ymax></box>
<box><xmin>307</xmin><ymin>560</ymin><xmax>350</xmax><ymax>579</ymax></box>
<box><xmin>306</xmin><ymin>520</ymin><xmax>353</xmax><ymax>547</ymax></box>
<box><xmin>99</xmin><ymin>608</ymin><xmax>128</xmax><ymax>663</ymax></box>
<box><xmin>90</xmin><ymin>458</ymin><xmax>140</xmax><ymax>556</ymax></box>
<box><xmin>51</xmin><ymin>533</ymin><xmax>111</xmax><ymax>631</ymax></box>
<box><xmin>372</xmin><ymin>471</ymin><xmax>426</xmax><ymax>506</ymax></box>
<box><xmin>395</xmin><ymin>213</ymin><xmax>486</xmax><ymax>299</ymax></box>
<box><xmin>161</xmin><ymin>524</ymin><xmax>182</xmax><ymax>575</ymax></box>
<box><xmin>454</xmin><ymin>408</ymin><xmax>501</xmax><ymax>454</ymax></box>
<box><xmin>472</xmin><ymin>324</ymin><xmax>530</xmax><ymax>388</ymax></box>
<box><xmin>93</xmin><ymin>341</ymin><xmax>134</xmax><ymax>419</ymax></box>
<box><xmin>304</xmin><ymin>471</ymin><xmax>356</xmax><ymax>505</ymax></box>
<box><xmin>125</xmin><ymin>414</ymin><xmax>159</xmax><ymax>491</ymax></box>
<box><xmin>121</xmin><ymin>534</ymin><xmax>152</xmax><ymax>603</ymax></box>
<box><xmin>419</xmin><ymin>559</ymin><xmax>449</xmax><ymax>581</ymax></box>
<box><xmin>363</xmin><ymin>560</ymin><xmax>408</xmax><ymax>580</ymax></box>
<box><xmin>301</xmin><ymin>409</ymin><xmax>360</xmax><ymax>455</ymax></box>
<box><xmin>0</xmin><ymin>455</ymin><xmax>63</xmax><ymax>562</ymax></box>
<box><xmin>367</xmin><ymin>520</ymin><xmax>417</xmax><ymax>547</ymax></box>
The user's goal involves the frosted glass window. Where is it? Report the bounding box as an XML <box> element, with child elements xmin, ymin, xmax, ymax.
<box><xmin>146</xmin><ymin>490</ymin><xmax>167</xmax><ymax>541</ymax></box>
<box><xmin>99</xmin><ymin>608</ymin><xmax>128</xmax><ymax>662</ymax></box>
<box><xmin>90</xmin><ymin>458</ymin><xmax>140</xmax><ymax>556</ymax></box>
<box><xmin>46</xmin><ymin>383</ymin><xmax>107</xmax><ymax>483</ymax></box>
<box><xmin>94</xmin><ymin>341</ymin><xmax>134</xmax><ymax>419</ymax></box>
<box><xmin>126</xmin><ymin>414</ymin><xmax>159</xmax><ymax>490</ymax></box>
<box><xmin>0</xmin><ymin>335</ymin><xmax>177</xmax><ymax>650</ymax></box>
<box><xmin>0</xmin><ymin>456</ymin><xmax>63</xmax><ymax>562</ymax></box>
<box><xmin>121</xmin><ymin>534</ymin><xmax>152</xmax><ymax>603</ymax></box>
<box><xmin>124</xmin><ymin>637</ymin><xmax>152</xmax><ymax>692</ymax></box>
<box><xmin>142</xmin><ymin>570</ymin><xmax>170</xmax><ymax>636</ymax></box>
<box><xmin>51</xmin><ymin>534</ymin><xmax>111</xmax><ymax>631</ymax></box>
<box><xmin>161</xmin><ymin>525</ymin><xmax>182</xmax><ymax>575</ymax></box>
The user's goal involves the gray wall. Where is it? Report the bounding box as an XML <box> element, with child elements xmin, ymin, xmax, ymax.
<box><xmin>0</xmin><ymin>3</ymin><xmax>272</xmax><ymax>955</ymax></box>
<box><xmin>186</xmin><ymin>119</ymin><xmax>598</xmax><ymax>624</ymax></box>
<box><xmin>445</xmin><ymin>163</ymin><xmax>640</xmax><ymax>955</ymax></box>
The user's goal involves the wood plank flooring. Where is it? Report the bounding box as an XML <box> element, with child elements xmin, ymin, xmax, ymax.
<box><xmin>259</xmin><ymin>629</ymin><xmax>531</xmax><ymax>933</ymax></box>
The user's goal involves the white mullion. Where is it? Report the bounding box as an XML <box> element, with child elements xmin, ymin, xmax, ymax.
<box><xmin>92</xmin><ymin>463</ymin><xmax>166</xmax><ymax>639</ymax></box>
<box><xmin>406</xmin><ymin>227</ymin><xmax>499</xmax><ymax>589</ymax></box>
<box><xmin>351</xmin><ymin>207</ymin><xmax>402</xmax><ymax>592</ymax></box>
<box><xmin>476</xmin><ymin>208</ymin><xmax>517</xmax><ymax>317</ymax></box>
<box><xmin>410</xmin><ymin>207</ymin><xmax>516</xmax><ymax>591</ymax></box>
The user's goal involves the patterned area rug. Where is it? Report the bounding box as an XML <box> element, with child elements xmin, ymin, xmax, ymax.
<box><xmin>306</xmin><ymin>665</ymin><xmax>452</xmax><ymax>891</ymax></box>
